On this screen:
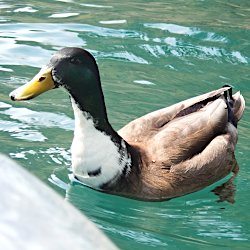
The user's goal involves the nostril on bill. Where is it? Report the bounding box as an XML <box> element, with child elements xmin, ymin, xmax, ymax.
<box><xmin>39</xmin><ymin>76</ymin><xmax>46</xmax><ymax>82</ymax></box>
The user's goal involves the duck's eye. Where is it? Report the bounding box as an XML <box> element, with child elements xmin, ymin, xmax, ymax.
<box><xmin>70</xmin><ymin>58</ymin><xmax>81</xmax><ymax>64</ymax></box>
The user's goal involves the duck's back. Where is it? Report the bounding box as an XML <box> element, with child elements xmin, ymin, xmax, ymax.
<box><xmin>118</xmin><ymin>87</ymin><xmax>244</xmax><ymax>143</ymax></box>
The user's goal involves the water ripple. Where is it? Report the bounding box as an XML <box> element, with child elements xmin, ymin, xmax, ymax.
<box><xmin>1</xmin><ymin>22</ymin><xmax>247</xmax><ymax>69</ymax></box>
<box><xmin>10</xmin><ymin>147</ymin><xmax>71</xmax><ymax>166</ymax></box>
<box><xmin>0</xmin><ymin>66</ymin><xmax>13</xmax><ymax>72</ymax></box>
<box><xmin>144</xmin><ymin>22</ymin><xmax>228</xmax><ymax>43</ymax></box>
<box><xmin>13</xmin><ymin>7</ymin><xmax>38</xmax><ymax>13</ymax></box>
<box><xmin>49</xmin><ymin>13</ymin><xmax>79</xmax><ymax>18</ymax></box>
<box><xmin>0</xmin><ymin>23</ymin><xmax>142</xmax><ymax>67</ymax></box>
<box><xmin>80</xmin><ymin>3</ymin><xmax>113</xmax><ymax>8</ymax></box>
<box><xmin>92</xmin><ymin>50</ymin><xmax>149</xmax><ymax>64</ymax></box>
<box><xmin>0</xmin><ymin>102</ymin><xmax>73</xmax><ymax>142</ymax></box>
<box><xmin>2</xmin><ymin>106</ymin><xmax>74</xmax><ymax>130</ymax></box>
<box><xmin>100</xmin><ymin>225</ymin><xmax>168</xmax><ymax>247</ymax></box>
<box><xmin>133</xmin><ymin>80</ymin><xmax>155</xmax><ymax>85</ymax></box>
<box><xmin>140</xmin><ymin>43</ymin><xmax>249</xmax><ymax>64</ymax></box>
<box><xmin>0</xmin><ymin>119</ymin><xmax>46</xmax><ymax>142</ymax></box>
<box><xmin>144</xmin><ymin>23</ymin><xmax>200</xmax><ymax>36</ymax></box>
<box><xmin>99</xmin><ymin>20</ymin><xmax>127</xmax><ymax>25</ymax></box>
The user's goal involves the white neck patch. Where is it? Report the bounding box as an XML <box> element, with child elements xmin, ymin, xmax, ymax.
<box><xmin>70</xmin><ymin>98</ymin><xmax>131</xmax><ymax>188</ymax></box>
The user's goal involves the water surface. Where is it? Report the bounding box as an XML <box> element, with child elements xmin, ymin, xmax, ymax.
<box><xmin>0</xmin><ymin>1</ymin><xmax>249</xmax><ymax>249</ymax></box>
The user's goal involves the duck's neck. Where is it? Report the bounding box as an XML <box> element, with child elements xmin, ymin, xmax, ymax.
<box><xmin>70</xmin><ymin>97</ymin><xmax>132</xmax><ymax>189</ymax></box>
<box><xmin>68</xmin><ymin>75</ymin><xmax>111</xmax><ymax>134</ymax></box>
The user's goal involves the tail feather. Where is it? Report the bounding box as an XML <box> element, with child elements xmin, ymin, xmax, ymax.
<box><xmin>232</xmin><ymin>91</ymin><xmax>245</xmax><ymax>122</ymax></box>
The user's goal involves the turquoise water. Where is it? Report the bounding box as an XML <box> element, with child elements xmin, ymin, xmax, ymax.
<box><xmin>0</xmin><ymin>1</ymin><xmax>250</xmax><ymax>249</ymax></box>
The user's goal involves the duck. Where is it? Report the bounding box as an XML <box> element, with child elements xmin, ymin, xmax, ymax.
<box><xmin>9</xmin><ymin>47</ymin><xmax>245</xmax><ymax>201</ymax></box>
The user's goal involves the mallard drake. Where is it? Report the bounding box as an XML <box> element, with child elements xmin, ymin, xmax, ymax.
<box><xmin>10</xmin><ymin>47</ymin><xmax>245</xmax><ymax>201</ymax></box>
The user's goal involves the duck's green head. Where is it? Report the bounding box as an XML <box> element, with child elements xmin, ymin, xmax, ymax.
<box><xmin>9</xmin><ymin>47</ymin><xmax>101</xmax><ymax>103</ymax></box>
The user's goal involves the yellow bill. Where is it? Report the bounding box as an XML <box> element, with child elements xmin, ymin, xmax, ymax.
<box><xmin>10</xmin><ymin>67</ymin><xmax>55</xmax><ymax>101</ymax></box>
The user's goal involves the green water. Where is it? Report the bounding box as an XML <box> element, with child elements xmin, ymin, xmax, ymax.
<box><xmin>0</xmin><ymin>0</ymin><xmax>250</xmax><ymax>249</ymax></box>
